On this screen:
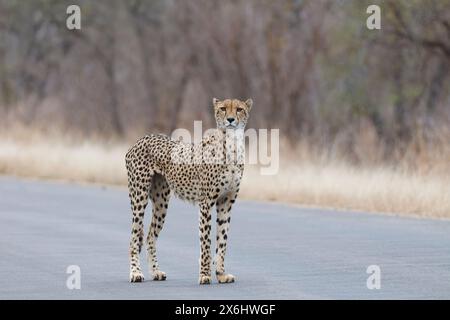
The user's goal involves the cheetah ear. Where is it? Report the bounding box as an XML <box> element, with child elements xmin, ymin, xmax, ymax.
<box><xmin>245</xmin><ymin>98</ymin><xmax>253</xmax><ymax>110</ymax></box>
<box><xmin>212</xmin><ymin>98</ymin><xmax>220</xmax><ymax>108</ymax></box>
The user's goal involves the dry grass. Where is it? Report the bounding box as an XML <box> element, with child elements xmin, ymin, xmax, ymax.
<box><xmin>0</xmin><ymin>137</ymin><xmax>128</xmax><ymax>185</ymax></box>
<box><xmin>240</xmin><ymin>164</ymin><xmax>450</xmax><ymax>219</ymax></box>
<box><xmin>0</xmin><ymin>134</ymin><xmax>449</xmax><ymax>219</ymax></box>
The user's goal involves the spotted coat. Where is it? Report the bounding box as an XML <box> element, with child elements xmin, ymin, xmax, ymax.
<box><xmin>125</xmin><ymin>98</ymin><xmax>253</xmax><ymax>284</ymax></box>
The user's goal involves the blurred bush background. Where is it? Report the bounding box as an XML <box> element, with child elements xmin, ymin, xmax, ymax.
<box><xmin>0</xmin><ymin>0</ymin><xmax>449</xmax><ymax>216</ymax></box>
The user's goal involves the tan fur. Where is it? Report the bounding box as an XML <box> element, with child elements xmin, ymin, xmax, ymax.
<box><xmin>125</xmin><ymin>98</ymin><xmax>252</xmax><ymax>284</ymax></box>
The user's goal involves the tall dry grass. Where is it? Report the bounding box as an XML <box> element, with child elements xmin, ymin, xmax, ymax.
<box><xmin>0</xmin><ymin>128</ymin><xmax>128</xmax><ymax>185</ymax></box>
<box><xmin>241</xmin><ymin>165</ymin><xmax>450</xmax><ymax>219</ymax></box>
<box><xmin>0</xmin><ymin>127</ymin><xmax>449</xmax><ymax>219</ymax></box>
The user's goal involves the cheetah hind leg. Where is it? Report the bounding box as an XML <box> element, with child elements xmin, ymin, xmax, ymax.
<box><xmin>127</xmin><ymin>172</ymin><xmax>152</xmax><ymax>283</ymax></box>
<box><xmin>147</xmin><ymin>174</ymin><xmax>171</xmax><ymax>281</ymax></box>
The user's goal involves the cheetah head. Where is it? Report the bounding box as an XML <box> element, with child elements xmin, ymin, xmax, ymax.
<box><xmin>212</xmin><ymin>98</ymin><xmax>253</xmax><ymax>130</ymax></box>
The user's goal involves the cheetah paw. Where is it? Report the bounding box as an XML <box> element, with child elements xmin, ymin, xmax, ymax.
<box><xmin>130</xmin><ymin>270</ymin><xmax>145</xmax><ymax>283</ymax></box>
<box><xmin>198</xmin><ymin>275</ymin><xmax>212</xmax><ymax>285</ymax></box>
<box><xmin>217</xmin><ymin>273</ymin><xmax>235</xmax><ymax>284</ymax></box>
<box><xmin>152</xmin><ymin>270</ymin><xmax>167</xmax><ymax>281</ymax></box>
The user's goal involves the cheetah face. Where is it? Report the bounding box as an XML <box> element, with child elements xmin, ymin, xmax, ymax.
<box><xmin>213</xmin><ymin>98</ymin><xmax>253</xmax><ymax>130</ymax></box>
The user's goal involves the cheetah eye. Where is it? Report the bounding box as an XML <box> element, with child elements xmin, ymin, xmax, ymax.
<box><xmin>220</xmin><ymin>107</ymin><xmax>226</xmax><ymax>112</ymax></box>
<box><xmin>236</xmin><ymin>107</ymin><xmax>243</xmax><ymax>112</ymax></box>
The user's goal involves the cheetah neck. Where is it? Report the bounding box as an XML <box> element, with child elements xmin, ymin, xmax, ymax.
<box><xmin>201</xmin><ymin>128</ymin><xmax>245</xmax><ymax>166</ymax></box>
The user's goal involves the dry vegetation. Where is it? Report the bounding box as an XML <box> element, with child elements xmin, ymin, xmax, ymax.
<box><xmin>242</xmin><ymin>166</ymin><xmax>450</xmax><ymax>219</ymax></box>
<box><xmin>1</xmin><ymin>0</ymin><xmax>450</xmax><ymax>218</ymax></box>
<box><xmin>1</xmin><ymin>127</ymin><xmax>449</xmax><ymax>219</ymax></box>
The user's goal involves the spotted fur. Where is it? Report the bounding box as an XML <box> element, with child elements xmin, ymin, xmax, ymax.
<box><xmin>125</xmin><ymin>98</ymin><xmax>253</xmax><ymax>284</ymax></box>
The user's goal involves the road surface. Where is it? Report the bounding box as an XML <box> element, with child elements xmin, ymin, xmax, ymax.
<box><xmin>0</xmin><ymin>177</ymin><xmax>449</xmax><ymax>299</ymax></box>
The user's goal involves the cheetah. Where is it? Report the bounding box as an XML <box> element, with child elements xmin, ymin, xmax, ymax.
<box><xmin>125</xmin><ymin>98</ymin><xmax>253</xmax><ymax>284</ymax></box>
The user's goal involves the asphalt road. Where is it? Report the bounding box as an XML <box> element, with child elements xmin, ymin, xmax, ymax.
<box><xmin>0</xmin><ymin>177</ymin><xmax>449</xmax><ymax>299</ymax></box>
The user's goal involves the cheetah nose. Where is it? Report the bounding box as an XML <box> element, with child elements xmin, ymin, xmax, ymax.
<box><xmin>227</xmin><ymin>118</ymin><xmax>235</xmax><ymax>123</ymax></box>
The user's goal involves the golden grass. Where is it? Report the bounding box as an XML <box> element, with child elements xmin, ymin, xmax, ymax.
<box><xmin>0</xmin><ymin>137</ymin><xmax>128</xmax><ymax>185</ymax></box>
<box><xmin>0</xmin><ymin>135</ymin><xmax>449</xmax><ymax>219</ymax></box>
<box><xmin>240</xmin><ymin>164</ymin><xmax>450</xmax><ymax>219</ymax></box>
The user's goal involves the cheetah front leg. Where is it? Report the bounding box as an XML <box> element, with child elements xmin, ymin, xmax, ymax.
<box><xmin>198</xmin><ymin>201</ymin><xmax>212</xmax><ymax>284</ymax></box>
<box><xmin>215</xmin><ymin>192</ymin><xmax>237</xmax><ymax>283</ymax></box>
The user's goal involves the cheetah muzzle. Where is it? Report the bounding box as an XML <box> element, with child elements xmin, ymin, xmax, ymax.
<box><xmin>125</xmin><ymin>98</ymin><xmax>253</xmax><ymax>285</ymax></box>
